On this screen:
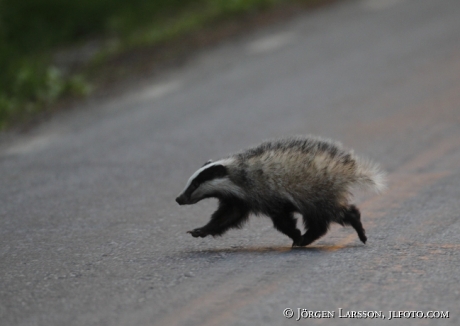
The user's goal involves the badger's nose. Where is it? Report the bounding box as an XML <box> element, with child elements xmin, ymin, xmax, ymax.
<box><xmin>175</xmin><ymin>196</ymin><xmax>184</xmax><ymax>205</ymax></box>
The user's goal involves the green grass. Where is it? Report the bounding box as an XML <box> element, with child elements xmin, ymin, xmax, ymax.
<box><xmin>0</xmin><ymin>0</ymin><xmax>328</xmax><ymax>130</ymax></box>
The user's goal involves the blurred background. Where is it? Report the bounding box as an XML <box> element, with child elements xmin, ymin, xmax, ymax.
<box><xmin>2</xmin><ymin>0</ymin><xmax>460</xmax><ymax>325</ymax></box>
<box><xmin>0</xmin><ymin>0</ymin><xmax>324</xmax><ymax>129</ymax></box>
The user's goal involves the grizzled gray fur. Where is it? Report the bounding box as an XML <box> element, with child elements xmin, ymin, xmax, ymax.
<box><xmin>176</xmin><ymin>135</ymin><xmax>386</xmax><ymax>247</ymax></box>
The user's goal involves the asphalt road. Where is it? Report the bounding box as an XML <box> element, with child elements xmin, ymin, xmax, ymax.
<box><xmin>1</xmin><ymin>0</ymin><xmax>460</xmax><ymax>325</ymax></box>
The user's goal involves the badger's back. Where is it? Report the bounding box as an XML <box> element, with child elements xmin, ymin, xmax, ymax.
<box><xmin>230</xmin><ymin>136</ymin><xmax>385</xmax><ymax>206</ymax></box>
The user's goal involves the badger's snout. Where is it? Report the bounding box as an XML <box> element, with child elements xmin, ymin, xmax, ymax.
<box><xmin>175</xmin><ymin>195</ymin><xmax>186</xmax><ymax>205</ymax></box>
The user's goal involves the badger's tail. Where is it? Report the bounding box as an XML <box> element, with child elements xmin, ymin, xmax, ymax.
<box><xmin>353</xmin><ymin>156</ymin><xmax>387</xmax><ymax>194</ymax></box>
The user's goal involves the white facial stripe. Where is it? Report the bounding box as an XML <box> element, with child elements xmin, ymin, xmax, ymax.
<box><xmin>181</xmin><ymin>158</ymin><xmax>235</xmax><ymax>194</ymax></box>
<box><xmin>191</xmin><ymin>177</ymin><xmax>245</xmax><ymax>201</ymax></box>
<box><xmin>204</xmin><ymin>178</ymin><xmax>245</xmax><ymax>197</ymax></box>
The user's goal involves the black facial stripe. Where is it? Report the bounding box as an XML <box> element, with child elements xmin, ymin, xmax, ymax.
<box><xmin>195</xmin><ymin>164</ymin><xmax>228</xmax><ymax>185</ymax></box>
<box><xmin>186</xmin><ymin>164</ymin><xmax>228</xmax><ymax>196</ymax></box>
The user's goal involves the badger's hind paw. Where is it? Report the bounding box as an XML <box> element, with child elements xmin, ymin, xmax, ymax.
<box><xmin>187</xmin><ymin>228</ymin><xmax>208</xmax><ymax>238</ymax></box>
<box><xmin>291</xmin><ymin>237</ymin><xmax>303</xmax><ymax>247</ymax></box>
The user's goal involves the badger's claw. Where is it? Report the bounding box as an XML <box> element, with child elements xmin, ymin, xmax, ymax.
<box><xmin>187</xmin><ymin>228</ymin><xmax>208</xmax><ymax>238</ymax></box>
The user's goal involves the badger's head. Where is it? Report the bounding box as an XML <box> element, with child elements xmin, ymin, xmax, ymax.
<box><xmin>175</xmin><ymin>159</ymin><xmax>243</xmax><ymax>205</ymax></box>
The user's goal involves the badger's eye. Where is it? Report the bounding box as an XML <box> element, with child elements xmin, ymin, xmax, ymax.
<box><xmin>190</xmin><ymin>182</ymin><xmax>199</xmax><ymax>191</ymax></box>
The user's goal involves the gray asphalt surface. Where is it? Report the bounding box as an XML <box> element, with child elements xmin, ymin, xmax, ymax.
<box><xmin>1</xmin><ymin>0</ymin><xmax>460</xmax><ymax>325</ymax></box>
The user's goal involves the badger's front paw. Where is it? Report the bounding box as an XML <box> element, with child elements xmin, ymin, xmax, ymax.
<box><xmin>187</xmin><ymin>228</ymin><xmax>208</xmax><ymax>238</ymax></box>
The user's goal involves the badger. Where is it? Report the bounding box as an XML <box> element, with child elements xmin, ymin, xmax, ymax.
<box><xmin>175</xmin><ymin>135</ymin><xmax>386</xmax><ymax>247</ymax></box>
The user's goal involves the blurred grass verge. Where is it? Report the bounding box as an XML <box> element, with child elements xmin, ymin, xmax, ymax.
<box><xmin>0</xmin><ymin>0</ymin><xmax>335</xmax><ymax>130</ymax></box>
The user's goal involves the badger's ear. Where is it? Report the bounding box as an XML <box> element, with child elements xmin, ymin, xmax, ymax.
<box><xmin>202</xmin><ymin>159</ymin><xmax>213</xmax><ymax>167</ymax></box>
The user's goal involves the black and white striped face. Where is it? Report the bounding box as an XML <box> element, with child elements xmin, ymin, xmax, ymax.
<box><xmin>175</xmin><ymin>159</ymin><xmax>242</xmax><ymax>205</ymax></box>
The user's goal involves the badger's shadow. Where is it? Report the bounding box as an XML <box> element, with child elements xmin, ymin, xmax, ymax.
<box><xmin>182</xmin><ymin>242</ymin><xmax>365</xmax><ymax>256</ymax></box>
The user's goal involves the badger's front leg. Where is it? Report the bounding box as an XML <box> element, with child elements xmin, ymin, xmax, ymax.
<box><xmin>187</xmin><ymin>199</ymin><xmax>250</xmax><ymax>238</ymax></box>
<box><xmin>187</xmin><ymin>228</ymin><xmax>208</xmax><ymax>238</ymax></box>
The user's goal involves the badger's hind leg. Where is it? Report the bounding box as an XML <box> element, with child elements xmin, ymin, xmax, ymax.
<box><xmin>187</xmin><ymin>199</ymin><xmax>250</xmax><ymax>238</ymax></box>
<box><xmin>342</xmin><ymin>205</ymin><xmax>367</xmax><ymax>244</ymax></box>
<box><xmin>298</xmin><ymin>219</ymin><xmax>329</xmax><ymax>247</ymax></box>
<box><xmin>268</xmin><ymin>211</ymin><xmax>302</xmax><ymax>247</ymax></box>
<box><xmin>297</xmin><ymin>204</ymin><xmax>332</xmax><ymax>247</ymax></box>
